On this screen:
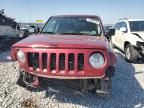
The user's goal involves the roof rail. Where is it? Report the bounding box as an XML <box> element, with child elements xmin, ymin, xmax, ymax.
<box><xmin>118</xmin><ymin>18</ymin><xmax>128</xmax><ymax>21</ymax></box>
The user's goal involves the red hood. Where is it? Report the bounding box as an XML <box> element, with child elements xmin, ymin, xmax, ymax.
<box><xmin>12</xmin><ymin>34</ymin><xmax>108</xmax><ymax>49</ymax></box>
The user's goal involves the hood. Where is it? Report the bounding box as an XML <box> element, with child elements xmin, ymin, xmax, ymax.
<box><xmin>132</xmin><ymin>32</ymin><xmax>144</xmax><ymax>41</ymax></box>
<box><xmin>12</xmin><ymin>34</ymin><xmax>108</xmax><ymax>49</ymax></box>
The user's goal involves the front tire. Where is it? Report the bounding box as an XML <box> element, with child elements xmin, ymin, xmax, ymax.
<box><xmin>125</xmin><ymin>44</ymin><xmax>138</xmax><ymax>63</ymax></box>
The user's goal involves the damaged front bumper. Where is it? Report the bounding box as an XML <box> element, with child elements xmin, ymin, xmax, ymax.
<box><xmin>136</xmin><ymin>41</ymin><xmax>144</xmax><ymax>57</ymax></box>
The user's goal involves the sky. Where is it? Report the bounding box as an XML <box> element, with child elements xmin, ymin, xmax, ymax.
<box><xmin>0</xmin><ymin>0</ymin><xmax>144</xmax><ymax>24</ymax></box>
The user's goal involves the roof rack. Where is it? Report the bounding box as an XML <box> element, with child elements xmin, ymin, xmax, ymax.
<box><xmin>118</xmin><ymin>18</ymin><xmax>128</xmax><ymax>21</ymax></box>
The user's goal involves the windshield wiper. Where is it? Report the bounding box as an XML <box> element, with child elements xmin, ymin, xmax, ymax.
<box><xmin>59</xmin><ymin>32</ymin><xmax>97</xmax><ymax>36</ymax></box>
<box><xmin>59</xmin><ymin>32</ymin><xmax>80</xmax><ymax>35</ymax></box>
<box><xmin>41</xmin><ymin>31</ymin><xmax>56</xmax><ymax>34</ymax></box>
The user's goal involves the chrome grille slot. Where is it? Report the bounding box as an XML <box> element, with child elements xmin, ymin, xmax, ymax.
<box><xmin>50</xmin><ymin>53</ymin><xmax>56</xmax><ymax>70</ymax></box>
<box><xmin>68</xmin><ymin>53</ymin><xmax>74</xmax><ymax>71</ymax></box>
<box><xmin>78</xmin><ymin>53</ymin><xmax>84</xmax><ymax>71</ymax></box>
<box><xmin>27</xmin><ymin>52</ymin><xmax>39</xmax><ymax>70</ymax></box>
<box><xmin>59</xmin><ymin>53</ymin><xmax>65</xmax><ymax>71</ymax></box>
<box><xmin>42</xmin><ymin>53</ymin><xmax>47</xmax><ymax>70</ymax></box>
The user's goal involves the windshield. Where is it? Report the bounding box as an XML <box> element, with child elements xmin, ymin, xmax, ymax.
<box><xmin>129</xmin><ymin>21</ymin><xmax>144</xmax><ymax>32</ymax></box>
<box><xmin>41</xmin><ymin>17</ymin><xmax>102</xmax><ymax>36</ymax></box>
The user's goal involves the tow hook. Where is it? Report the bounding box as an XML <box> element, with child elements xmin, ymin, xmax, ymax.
<box><xmin>80</xmin><ymin>79</ymin><xmax>88</xmax><ymax>93</ymax></box>
<box><xmin>103</xmin><ymin>76</ymin><xmax>110</xmax><ymax>81</ymax></box>
<box><xmin>79</xmin><ymin>79</ymin><xmax>95</xmax><ymax>94</ymax></box>
<box><xmin>22</xmin><ymin>72</ymin><xmax>39</xmax><ymax>88</ymax></box>
<box><xmin>95</xmin><ymin>77</ymin><xmax>112</xmax><ymax>97</ymax></box>
<box><xmin>73</xmin><ymin>79</ymin><xmax>89</xmax><ymax>95</ymax></box>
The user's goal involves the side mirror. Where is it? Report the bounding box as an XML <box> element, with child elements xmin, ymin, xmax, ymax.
<box><xmin>107</xmin><ymin>29</ymin><xmax>115</xmax><ymax>36</ymax></box>
<box><xmin>120</xmin><ymin>27</ymin><xmax>127</xmax><ymax>33</ymax></box>
<box><xmin>105</xmin><ymin>29</ymin><xmax>115</xmax><ymax>41</ymax></box>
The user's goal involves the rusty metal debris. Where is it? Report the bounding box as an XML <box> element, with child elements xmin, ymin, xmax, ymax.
<box><xmin>20</xmin><ymin>98</ymin><xmax>38</xmax><ymax>108</ymax></box>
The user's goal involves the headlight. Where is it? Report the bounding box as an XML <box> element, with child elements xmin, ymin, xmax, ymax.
<box><xmin>89</xmin><ymin>53</ymin><xmax>105</xmax><ymax>68</ymax></box>
<box><xmin>17</xmin><ymin>50</ymin><xmax>25</xmax><ymax>63</ymax></box>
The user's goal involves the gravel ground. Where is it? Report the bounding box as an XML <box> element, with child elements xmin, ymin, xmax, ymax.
<box><xmin>0</xmin><ymin>49</ymin><xmax>144</xmax><ymax>108</ymax></box>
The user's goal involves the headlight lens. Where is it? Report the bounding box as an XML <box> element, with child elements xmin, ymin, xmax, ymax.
<box><xmin>17</xmin><ymin>50</ymin><xmax>25</xmax><ymax>63</ymax></box>
<box><xmin>89</xmin><ymin>53</ymin><xmax>105</xmax><ymax>68</ymax></box>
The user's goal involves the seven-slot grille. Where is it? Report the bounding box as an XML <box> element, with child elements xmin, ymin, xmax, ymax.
<box><xmin>27</xmin><ymin>52</ymin><xmax>84</xmax><ymax>72</ymax></box>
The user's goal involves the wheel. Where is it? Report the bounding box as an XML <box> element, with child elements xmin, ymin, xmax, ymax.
<box><xmin>125</xmin><ymin>44</ymin><xmax>138</xmax><ymax>63</ymax></box>
<box><xmin>94</xmin><ymin>78</ymin><xmax>112</xmax><ymax>98</ymax></box>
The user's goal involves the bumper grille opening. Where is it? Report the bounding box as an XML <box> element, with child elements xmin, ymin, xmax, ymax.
<box><xmin>68</xmin><ymin>54</ymin><xmax>74</xmax><ymax>71</ymax></box>
<box><xmin>27</xmin><ymin>51</ymin><xmax>85</xmax><ymax>72</ymax></box>
<box><xmin>78</xmin><ymin>54</ymin><xmax>84</xmax><ymax>71</ymax></box>
<box><xmin>27</xmin><ymin>52</ymin><xmax>39</xmax><ymax>70</ymax></box>
<box><xmin>42</xmin><ymin>53</ymin><xmax>47</xmax><ymax>69</ymax></box>
<box><xmin>59</xmin><ymin>53</ymin><xmax>65</xmax><ymax>71</ymax></box>
<box><xmin>50</xmin><ymin>53</ymin><xmax>56</xmax><ymax>70</ymax></box>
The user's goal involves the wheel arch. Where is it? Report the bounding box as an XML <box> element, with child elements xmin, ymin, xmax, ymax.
<box><xmin>124</xmin><ymin>41</ymin><xmax>130</xmax><ymax>49</ymax></box>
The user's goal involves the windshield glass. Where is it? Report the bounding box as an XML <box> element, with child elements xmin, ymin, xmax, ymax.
<box><xmin>129</xmin><ymin>21</ymin><xmax>144</xmax><ymax>32</ymax></box>
<box><xmin>41</xmin><ymin>17</ymin><xmax>102</xmax><ymax>36</ymax></box>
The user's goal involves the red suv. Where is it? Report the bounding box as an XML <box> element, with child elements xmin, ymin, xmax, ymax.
<box><xmin>11</xmin><ymin>15</ymin><xmax>116</xmax><ymax>97</ymax></box>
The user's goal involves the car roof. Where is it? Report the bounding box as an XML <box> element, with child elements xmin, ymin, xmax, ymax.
<box><xmin>127</xmin><ymin>19</ymin><xmax>144</xmax><ymax>21</ymax></box>
<box><xmin>51</xmin><ymin>15</ymin><xmax>100</xmax><ymax>19</ymax></box>
<box><xmin>117</xmin><ymin>18</ymin><xmax>144</xmax><ymax>22</ymax></box>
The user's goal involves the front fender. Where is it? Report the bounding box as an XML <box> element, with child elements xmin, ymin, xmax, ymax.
<box><xmin>107</xmin><ymin>44</ymin><xmax>116</xmax><ymax>66</ymax></box>
<box><xmin>10</xmin><ymin>47</ymin><xmax>17</xmax><ymax>61</ymax></box>
<box><xmin>125</xmin><ymin>34</ymin><xmax>144</xmax><ymax>46</ymax></box>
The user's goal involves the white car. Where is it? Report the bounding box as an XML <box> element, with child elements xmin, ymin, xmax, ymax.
<box><xmin>111</xmin><ymin>19</ymin><xmax>144</xmax><ymax>62</ymax></box>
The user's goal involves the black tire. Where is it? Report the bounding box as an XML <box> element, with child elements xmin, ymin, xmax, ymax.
<box><xmin>125</xmin><ymin>44</ymin><xmax>138</xmax><ymax>63</ymax></box>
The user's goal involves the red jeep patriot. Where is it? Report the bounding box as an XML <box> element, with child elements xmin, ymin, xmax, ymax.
<box><xmin>11</xmin><ymin>15</ymin><xmax>116</xmax><ymax>97</ymax></box>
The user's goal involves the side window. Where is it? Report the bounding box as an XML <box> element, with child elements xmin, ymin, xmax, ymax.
<box><xmin>115</xmin><ymin>22</ymin><xmax>122</xmax><ymax>30</ymax></box>
<box><xmin>121</xmin><ymin>22</ymin><xmax>127</xmax><ymax>29</ymax></box>
<box><xmin>120</xmin><ymin>22</ymin><xmax>128</xmax><ymax>33</ymax></box>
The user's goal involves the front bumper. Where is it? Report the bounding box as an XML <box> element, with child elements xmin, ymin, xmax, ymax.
<box><xmin>20</xmin><ymin>69</ymin><xmax>106</xmax><ymax>79</ymax></box>
<box><xmin>136</xmin><ymin>41</ymin><xmax>144</xmax><ymax>56</ymax></box>
<box><xmin>20</xmin><ymin>66</ymin><xmax>115</xmax><ymax>79</ymax></box>
<box><xmin>12</xmin><ymin>48</ymin><xmax>115</xmax><ymax>79</ymax></box>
